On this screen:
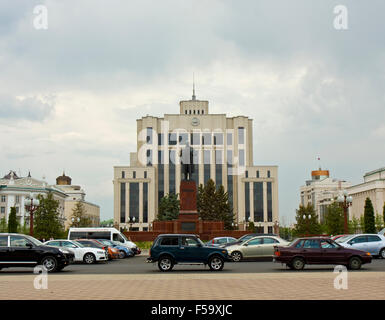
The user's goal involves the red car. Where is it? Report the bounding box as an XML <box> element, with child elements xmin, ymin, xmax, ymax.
<box><xmin>273</xmin><ymin>237</ymin><xmax>372</xmax><ymax>270</ymax></box>
<box><xmin>330</xmin><ymin>234</ymin><xmax>349</xmax><ymax>241</ymax></box>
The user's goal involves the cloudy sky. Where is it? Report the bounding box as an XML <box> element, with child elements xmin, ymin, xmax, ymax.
<box><xmin>1</xmin><ymin>1</ymin><xmax>384</xmax><ymax>224</ymax></box>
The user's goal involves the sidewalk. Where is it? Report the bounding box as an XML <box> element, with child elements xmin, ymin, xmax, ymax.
<box><xmin>1</xmin><ymin>272</ymin><xmax>385</xmax><ymax>300</ymax></box>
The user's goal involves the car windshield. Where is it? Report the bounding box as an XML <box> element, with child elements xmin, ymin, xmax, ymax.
<box><xmin>25</xmin><ymin>235</ymin><xmax>43</xmax><ymax>246</ymax></box>
<box><xmin>72</xmin><ymin>240</ymin><xmax>84</xmax><ymax>248</ymax></box>
<box><xmin>196</xmin><ymin>238</ymin><xmax>205</xmax><ymax>246</ymax></box>
<box><xmin>336</xmin><ymin>235</ymin><xmax>354</xmax><ymax>243</ymax></box>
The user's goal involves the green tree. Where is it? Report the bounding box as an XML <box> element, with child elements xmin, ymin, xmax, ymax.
<box><xmin>157</xmin><ymin>193</ymin><xmax>180</xmax><ymax>221</ymax></box>
<box><xmin>359</xmin><ymin>215</ymin><xmax>365</xmax><ymax>233</ymax></box>
<box><xmin>348</xmin><ymin>217</ymin><xmax>360</xmax><ymax>234</ymax></box>
<box><xmin>70</xmin><ymin>201</ymin><xmax>92</xmax><ymax>228</ymax></box>
<box><xmin>293</xmin><ymin>204</ymin><xmax>322</xmax><ymax>236</ymax></box>
<box><xmin>363</xmin><ymin>197</ymin><xmax>376</xmax><ymax>233</ymax></box>
<box><xmin>17</xmin><ymin>220</ymin><xmax>29</xmax><ymax>235</ymax></box>
<box><xmin>248</xmin><ymin>221</ymin><xmax>256</xmax><ymax>232</ymax></box>
<box><xmin>279</xmin><ymin>226</ymin><xmax>294</xmax><ymax>241</ymax></box>
<box><xmin>100</xmin><ymin>218</ymin><xmax>114</xmax><ymax>227</ymax></box>
<box><xmin>34</xmin><ymin>193</ymin><xmax>65</xmax><ymax>239</ymax></box>
<box><xmin>375</xmin><ymin>214</ymin><xmax>384</xmax><ymax>233</ymax></box>
<box><xmin>8</xmin><ymin>207</ymin><xmax>18</xmax><ymax>233</ymax></box>
<box><xmin>0</xmin><ymin>217</ymin><xmax>8</xmax><ymax>233</ymax></box>
<box><xmin>324</xmin><ymin>202</ymin><xmax>344</xmax><ymax>235</ymax></box>
<box><xmin>197</xmin><ymin>179</ymin><xmax>234</xmax><ymax>230</ymax></box>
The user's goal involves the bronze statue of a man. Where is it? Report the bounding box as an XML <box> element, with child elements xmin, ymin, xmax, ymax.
<box><xmin>179</xmin><ymin>142</ymin><xmax>195</xmax><ymax>181</ymax></box>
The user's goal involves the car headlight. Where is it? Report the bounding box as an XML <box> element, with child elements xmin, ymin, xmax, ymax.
<box><xmin>59</xmin><ymin>249</ymin><xmax>70</xmax><ymax>254</ymax></box>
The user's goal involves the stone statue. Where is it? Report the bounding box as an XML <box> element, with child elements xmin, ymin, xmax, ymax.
<box><xmin>179</xmin><ymin>142</ymin><xmax>195</xmax><ymax>181</ymax></box>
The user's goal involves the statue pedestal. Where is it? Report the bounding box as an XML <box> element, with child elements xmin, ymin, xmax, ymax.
<box><xmin>179</xmin><ymin>180</ymin><xmax>199</xmax><ymax>231</ymax></box>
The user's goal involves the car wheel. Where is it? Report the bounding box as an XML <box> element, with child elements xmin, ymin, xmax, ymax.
<box><xmin>119</xmin><ymin>250</ymin><xmax>126</xmax><ymax>259</ymax></box>
<box><xmin>291</xmin><ymin>257</ymin><xmax>305</xmax><ymax>270</ymax></box>
<box><xmin>158</xmin><ymin>256</ymin><xmax>174</xmax><ymax>272</ymax></box>
<box><xmin>83</xmin><ymin>253</ymin><xmax>96</xmax><ymax>264</ymax></box>
<box><xmin>348</xmin><ymin>257</ymin><xmax>362</xmax><ymax>270</ymax></box>
<box><xmin>41</xmin><ymin>256</ymin><xmax>58</xmax><ymax>272</ymax></box>
<box><xmin>379</xmin><ymin>248</ymin><xmax>385</xmax><ymax>259</ymax></box>
<box><xmin>231</xmin><ymin>251</ymin><xmax>243</xmax><ymax>262</ymax></box>
<box><xmin>209</xmin><ymin>256</ymin><xmax>224</xmax><ymax>271</ymax></box>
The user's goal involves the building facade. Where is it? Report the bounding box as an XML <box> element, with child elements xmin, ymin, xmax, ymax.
<box><xmin>0</xmin><ymin>171</ymin><xmax>67</xmax><ymax>227</ymax></box>
<box><xmin>300</xmin><ymin>169</ymin><xmax>351</xmax><ymax>223</ymax></box>
<box><xmin>55</xmin><ymin>173</ymin><xmax>100</xmax><ymax>229</ymax></box>
<box><xmin>113</xmin><ymin>94</ymin><xmax>279</xmax><ymax>233</ymax></box>
<box><xmin>348</xmin><ymin>167</ymin><xmax>385</xmax><ymax>219</ymax></box>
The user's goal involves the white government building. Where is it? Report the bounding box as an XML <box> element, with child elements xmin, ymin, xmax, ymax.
<box><xmin>113</xmin><ymin>92</ymin><xmax>279</xmax><ymax>232</ymax></box>
<box><xmin>300</xmin><ymin>168</ymin><xmax>351</xmax><ymax>223</ymax></box>
<box><xmin>0</xmin><ymin>171</ymin><xmax>100</xmax><ymax>229</ymax></box>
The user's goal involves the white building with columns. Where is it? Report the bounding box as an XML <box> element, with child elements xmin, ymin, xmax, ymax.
<box><xmin>113</xmin><ymin>93</ymin><xmax>279</xmax><ymax>233</ymax></box>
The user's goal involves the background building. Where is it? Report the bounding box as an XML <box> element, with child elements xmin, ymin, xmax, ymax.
<box><xmin>0</xmin><ymin>171</ymin><xmax>67</xmax><ymax>227</ymax></box>
<box><xmin>300</xmin><ymin>168</ymin><xmax>351</xmax><ymax>223</ymax></box>
<box><xmin>348</xmin><ymin>167</ymin><xmax>385</xmax><ymax>219</ymax></box>
<box><xmin>55</xmin><ymin>173</ymin><xmax>100</xmax><ymax>229</ymax></box>
<box><xmin>113</xmin><ymin>93</ymin><xmax>279</xmax><ymax>232</ymax></box>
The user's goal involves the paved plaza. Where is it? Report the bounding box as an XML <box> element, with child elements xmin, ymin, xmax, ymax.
<box><xmin>1</xmin><ymin>271</ymin><xmax>384</xmax><ymax>300</ymax></box>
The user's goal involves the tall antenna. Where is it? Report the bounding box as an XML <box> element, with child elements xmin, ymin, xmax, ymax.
<box><xmin>317</xmin><ymin>156</ymin><xmax>321</xmax><ymax>170</ymax></box>
<box><xmin>192</xmin><ymin>72</ymin><xmax>196</xmax><ymax>100</ymax></box>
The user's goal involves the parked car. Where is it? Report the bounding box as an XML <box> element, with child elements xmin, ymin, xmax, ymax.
<box><xmin>274</xmin><ymin>237</ymin><xmax>372</xmax><ymax>270</ymax></box>
<box><xmin>227</xmin><ymin>235</ymin><xmax>289</xmax><ymax>261</ymax></box>
<box><xmin>74</xmin><ymin>239</ymin><xmax>110</xmax><ymax>261</ymax></box>
<box><xmin>206</xmin><ymin>237</ymin><xmax>237</xmax><ymax>247</ymax></box>
<box><xmin>97</xmin><ymin>239</ymin><xmax>134</xmax><ymax>258</ymax></box>
<box><xmin>0</xmin><ymin>233</ymin><xmax>74</xmax><ymax>272</ymax></box>
<box><xmin>44</xmin><ymin>239</ymin><xmax>108</xmax><ymax>264</ymax></box>
<box><xmin>146</xmin><ymin>234</ymin><xmax>231</xmax><ymax>271</ymax></box>
<box><xmin>336</xmin><ymin>234</ymin><xmax>385</xmax><ymax>258</ymax></box>
<box><xmin>222</xmin><ymin>233</ymin><xmax>277</xmax><ymax>248</ymax></box>
<box><xmin>88</xmin><ymin>239</ymin><xmax>120</xmax><ymax>260</ymax></box>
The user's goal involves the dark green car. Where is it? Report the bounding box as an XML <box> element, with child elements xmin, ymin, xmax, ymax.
<box><xmin>146</xmin><ymin>234</ymin><xmax>231</xmax><ymax>271</ymax></box>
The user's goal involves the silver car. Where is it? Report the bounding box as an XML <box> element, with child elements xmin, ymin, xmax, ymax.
<box><xmin>206</xmin><ymin>237</ymin><xmax>237</xmax><ymax>247</ymax></box>
<box><xmin>336</xmin><ymin>234</ymin><xmax>385</xmax><ymax>258</ymax></box>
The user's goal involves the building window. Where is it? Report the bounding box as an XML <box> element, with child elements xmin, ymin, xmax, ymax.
<box><xmin>202</xmin><ymin>132</ymin><xmax>211</xmax><ymax>145</ymax></box>
<box><xmin>15</xmin><ymin>207</ymin><xmax>19</xmax><ymax>214</ymax></box>
<box><xmin>179</xmin><ymin>132</ymin><xmax>188</xmax><ymax>145</ymax></box>
<box><xmin>227</xmin><ymin>132</ymin><xmax>233</xmax><ymax>146</ymax></box>
<box><xmin>129</xmin><ymin>183</ymin><xmax>139</xmax><ymax>221</ymax></box>
<box><xmin>122</xmin><ymin>171</ymin><xmax>125</xmax><ymax>179</ymax></box>
<box><xmin>267</xmin><ymin>170</ymin><xmax>271</xmax><ymax>178</ymax></box>
<box><xmin>213</xmin><ymin>133</ymin><xmax>223</xmax><ymax>145</ymax></box>
<box><xmin>268</xmin><ymin>226</ymin><xmax>273</xmax><ymax>234</ymax></box>
<box><xmin>245</xmin><ymin>171</ymin><xmax>248</xmax><ymax>178</ymax></box>
<box><xmin>256</xmin><ymin>170</ymin><xmax>259</xmax><ymax>178</ymax></box>
<box><xmin>0</xmin><ymin>196</ymin><xmax>5</xmax><ymax>203</ymax></box>
<box><xmin>169</xmin><ymin>150</ymin><xmax>176</xmax><ymax>194</ymax></box>
<box><xmin>120</xmin><ymin>183</ymin><xmax>126</xmax><ymax>223</ymax></box>
<box><xmin>146</xmin><ymin>127</ymin><xmax>153</xmax><ymax>144</ymax></box>
<box><xmin>202</xmin><ymin>110</ymin><xmax>204</xmax><ymax>114</ymax></box>
<box><xmin>169</xmin><ymin>133</ymin><xmax>177</xmax><ymax>145</ymax></box>
<box><xmin>15</xmin><ymin>196</ymin><xmax>20</xmax><ymax>203</ymax></box>
<box><xmin>0</xmin><ymin>207</ymin><xmax>5</xmax><ymax>214</ymax></box>
<box><xmin>133</xmin><ymin>171</ymin><xmax>136</xmax><ymax>179</ymax></box>
<box><xmin>158</xmin><ymin>151</ymin><xmax>164</xmax><ymax>205</ymax></box>
<box><xmin>215</xmin><ymin>150</ymin><xmax>223</xmax><ymax>187</ymax></box>
<box><xmin>245</xmin><ymin>182</ymin><xmax>250</xmax><ymax>222</ymax></box>
<box><xmin>189</xmin><ymin>110</ymin><xmax>192</xmax><ymax>114</ymax></box>
<box><xmin>267</xmin><ymin>182</ymin><xmax>272</xmax><ymax>222</ymax></box>
<box><xmin>185</xmin><ymin>110</ymin><xmax>187</xmax><ymax>114</ymax></box>
<box><xmin>144</xmin><ymin>171</ymin><xmax>147</xmax><ymax>179</ymax></box>
<box><xmin>191</xmin><ymin>133</ymin><xmax>200</xmax><ymax>145</ymax></box>
<box><xmin>253</xmin><ymin>182</ymin><xmax>263</xmax><ymax>222</ymax></box>
<box><xmin>143</xmin><ymin>182</ymin><xmax>148</xmax><ymax>223</ymax></box>
<box><xmin>158</xmin><ymin>133</ymin><xmax>164</xmax><ymax>146</ymax></box>
<box><xmin>239</xmin><ymin>149</ymin><xmax>245</xmax><ymax>166</ymax></box>
<box><xmin>238</xmin><ymin>127</ymin><xmax>245</xmax><ymax>144</ymax></box>
<box><xmin>227</xmin><ymin>150</ymin><xmax>233</xmax><ymax>205</ymax></box>
<box><xmin>204</xmin><ymin>150</ymin><xmax>211</xmax><ymax>185</ymax></box>
<box><xmin>193</xmin><ymin>110</ymin><xmax>196</xmax><ymax>114</ymax></box>
<box><xmin>146</xmin><ymin>149</ymin><xmax>152</xmax><ymax>166</ymax></box>
<box><xmin>197</xmin><ymin>110</ymin><xmax>200</xmax><ymax>114</ymax></box>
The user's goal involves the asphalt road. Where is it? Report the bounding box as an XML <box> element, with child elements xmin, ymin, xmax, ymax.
<box><xmin>2</xmin><ymin>255</ymin><xmax>385</xmax><ymax>274</ymax></box>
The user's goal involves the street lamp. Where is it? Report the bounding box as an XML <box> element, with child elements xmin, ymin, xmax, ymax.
<box><xmin>71</xmin><ymin>217</ymin><xmax>80</xmax><ymax>227</ymax></box>
<box><xmin>337</xmin><ymin>190</ymin><xmax>353</xmax><ymax>234</ymax></box>
<box><xmin>24</xmin><ymin>194</ymin><xmax>40</xmax><ymax>236</ymax></box>
<box><xmin>129</xmin><ymin>216</ymin><xmax>136</xmax><ymax>231</ymax></box>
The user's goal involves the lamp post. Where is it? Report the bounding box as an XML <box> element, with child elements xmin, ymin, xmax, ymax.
<box><xmin>129</xmin><ymin>217</ymin><xmax>136</xmax><ymax>231</ymax></box>
<box><xmin>71</xmin><ymin>217</ymin><xmax>80</xmax><ymax>227</ymax></box>
<box><xmin>302</xmin><ymin>214</ymin><xmax>311</xmax><ymax>236</ymax></box>
<box><xmin>24</xmin><ymin>194</ymin><xmax>40</xmax><ymax>236</ymax></box>
<box><xmin>337</xmin><ymin>190</ymin><xmax>353</xmax><ymax>234</ymax></box>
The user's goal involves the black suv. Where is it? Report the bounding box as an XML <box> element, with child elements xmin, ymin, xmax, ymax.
<box><xmin>147</xmin><ymin>234</ymin><xmax>231</xmax><ymax>272</ymax></box>
<box><xmin>0</xmin><ymin>233</ymin><xmax>74</xmax><ymax>272</ymax></box>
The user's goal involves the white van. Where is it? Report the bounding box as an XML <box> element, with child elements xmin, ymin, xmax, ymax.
<box><xmin>68</xmin><ymin>227</ymin><xmax>137</xmax><ymax>251</ymax></box>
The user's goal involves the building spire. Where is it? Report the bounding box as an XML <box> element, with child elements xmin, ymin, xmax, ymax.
<box><xmin>192</xmin><ymin>72</ymin><xmax>196</xmax><ymax>101</ymax></box>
